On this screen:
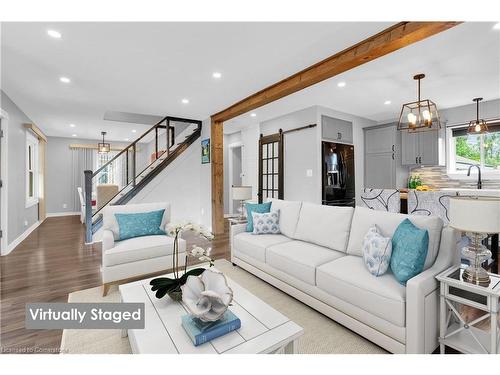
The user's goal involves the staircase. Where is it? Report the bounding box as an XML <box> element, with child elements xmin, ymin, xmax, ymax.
<box><xmin>84</xmin><ymin>116</ymin><xmax>202</xmax><ymax>243</ymax></box>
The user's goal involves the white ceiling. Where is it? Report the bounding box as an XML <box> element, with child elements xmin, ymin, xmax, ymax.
<box><xmin>0</xmin><ymin>21</ymin><xmax>393</xmax><ymax>141</ymax></box>
<box><xmin>225</xmin><ymin>22</ymin><xmax>500</xmax><ymax>133</ymax></box>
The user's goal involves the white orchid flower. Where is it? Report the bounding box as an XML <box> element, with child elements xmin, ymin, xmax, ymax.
<box><xmin>190</xmin><ymin>246</ymin><xmax>205</xmax><ymax>257</ymax></box>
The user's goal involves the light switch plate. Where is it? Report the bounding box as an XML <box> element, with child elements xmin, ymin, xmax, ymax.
<box><xmin>306</xmin><ymin>169</ymin><xmax>313</xmax><ymax>177</ymax></box>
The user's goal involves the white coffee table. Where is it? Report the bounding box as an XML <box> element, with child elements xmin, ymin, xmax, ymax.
<box><xmin>119</xmin><ymin>268</ymin><xmax>303</xmax><ymax>354</ymax></box>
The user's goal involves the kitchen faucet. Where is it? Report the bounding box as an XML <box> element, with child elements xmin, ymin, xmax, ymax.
<box><xmin>467</xmin><ymin>164</ymin><xmax>482</xmax><ymax>189</ymax></box>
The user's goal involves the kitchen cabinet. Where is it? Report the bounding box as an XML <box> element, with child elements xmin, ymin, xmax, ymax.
<box><xmin>322</xmin><ymin>115</ymin><xmax>353</xmax><ymax>144</ymax></box>
<box><xmin>401</xmin><ymin>130</ymin><xmax>444</xmax><ymax>166</ymax></box>
<box><xmin>364</xmin><ymin>123</ymin><xmax>408</xmax><ymax>189</ymax></box>
<box><xmin>365</xmin><ymin>152</ymin><xmax>396</xmax><ymax>188</ymax></box>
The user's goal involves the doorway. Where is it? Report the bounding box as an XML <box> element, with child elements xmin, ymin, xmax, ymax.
<box><xmin>228</xmin><ymin>143</ymin><xmax>243</xmax><ymax>216</ymax></box>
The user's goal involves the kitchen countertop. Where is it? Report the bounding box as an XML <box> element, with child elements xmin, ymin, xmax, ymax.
<box><xmin>399</xmin><ymin>188</ymin><xmax>500</xmax><ymax>199</ymax></box>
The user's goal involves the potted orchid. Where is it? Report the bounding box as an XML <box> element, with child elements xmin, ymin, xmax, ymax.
<box><xmin>150</xmin><ymin>222</ymin><xmax>215</xmax><ymax>301</ymax></box>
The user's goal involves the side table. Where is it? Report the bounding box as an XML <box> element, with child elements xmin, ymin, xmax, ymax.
<box><xmin>436</xmin><ymin>266</ymin><xmax>500</xmax><ymax>354</ymax></box>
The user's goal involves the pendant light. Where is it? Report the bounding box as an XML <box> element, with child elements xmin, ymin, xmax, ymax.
<box><xmin>467</xmin><ymin>98</ymin><xmax>488</xmax><ymax>134</ymax></box>
<box><xmin>98</xmin><ymin>131</ymin><xmax>110</xmax><ymax>154</ymax></box>
<box><xmin>398</xmin><ymin>74</ymin><xmax>441</xmax><ymax>132</ymax></box>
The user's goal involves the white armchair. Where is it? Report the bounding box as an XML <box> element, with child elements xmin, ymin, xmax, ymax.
<box><xmin>100</xmin><ymin>202</ymin><xmax>186</xmax><ymax>296</ymax></box>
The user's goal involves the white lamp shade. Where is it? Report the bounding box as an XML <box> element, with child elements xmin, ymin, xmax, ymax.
<box><xmin>232</xmin><ymin>186</ymin><xmax>252</xmax><ymax>200</ymax></box>
<box><xmin>449</xmin><ymin>196</ymin><xmax>500</xmax><ymax>233</ymax></box>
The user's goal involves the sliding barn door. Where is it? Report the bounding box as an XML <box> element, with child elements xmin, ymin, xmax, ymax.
<box><xmin>258</xmin><ymin>130</ymin><xmax>283</xmax><ymax>203</ymax></box>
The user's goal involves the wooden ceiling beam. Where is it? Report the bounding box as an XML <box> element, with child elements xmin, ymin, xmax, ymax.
<box><xmin>211</xmin><ymin>21</ymin><xmax>461</xmax><ymax>123</ymax></box>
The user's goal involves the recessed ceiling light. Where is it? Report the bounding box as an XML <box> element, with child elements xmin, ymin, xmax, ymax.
<box><xmin>384</xmin><ymin>100</ymin><xmax>392</xmax><ymax>105</ymax></box>
<box><xmin>337</xmin><ymin>81</ymin><xmax>346</xmax><ymax>88</ymax></box>
<box><xmin>132</xmin><ymin>129</ymin><xmax>137</xmax><ymax>133</ymax></box>
<box><xmin>47</xmin><ymin>29</ymin><xmax>62</xmax><ymax>39</ymax></box>
<box><xmin>250</xmin><ymin>113</ymin><xmax>257</xmax><ymax>117</ymax></box>
<box><xmin>69</xmin><ymin>123</ymin><xmax>76</xmax><ymax>128</ymax></box>
<box><xmin>494</xmin><ymin>22</ymin><xmax>500</xmax><ymax>30</ymax></box>
<box><xmin>60</xmin><ymin>77</ymin><xmax>71</xmax><ymax>83</ymax></box>
<box><xmin>181</xmin><ymin>98</ymin><xmax>189</xmax><ymax>104</ymax></box>
<box><xmin>212</xmin><ymin>72</ymin><xmax>222</xmax><ymax>79</ymax></box>
<box><xmin>71</xmin><ymin>134</ymin><xmax>77</xmax><ymax>137</ymax></box>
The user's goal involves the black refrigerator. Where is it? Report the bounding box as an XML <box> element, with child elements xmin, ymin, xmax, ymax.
<box><xmin>322</xmin><ymin>141</ymin><xmax>355</xmax><ymax>207</ymax></box>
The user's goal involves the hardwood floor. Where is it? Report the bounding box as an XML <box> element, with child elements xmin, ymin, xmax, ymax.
<box><xmin>0</xmin><ymin>215</ymin><xmax>229</xmax><ymax>353</ymax></box>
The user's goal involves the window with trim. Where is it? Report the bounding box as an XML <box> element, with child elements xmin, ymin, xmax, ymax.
<box><xmin>26</xmin><ymin>131</ymin><xmax>39</xmax><ymax>207</ymax></box>
<box><xmin>95</xmin><ymin>151</ymin><xmax>118</xmax><ymax>185</ymax></box>
<box><xmin>448</xmin><ymin>122</ymin><xmax>500</xmax><ymax>174</ymax></box>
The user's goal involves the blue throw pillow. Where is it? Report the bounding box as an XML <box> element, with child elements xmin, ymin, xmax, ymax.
<box><xmin>245</xmin><ymin>202</ymin><xmax>272</xmax><ymax>232</ymax></box>
<box><xmin>390</xmin><ymin>218</ymin><xmax>429</xmax><ymax>285</ymax></box>
<box><xmin>115</xmin><ymin>209</ymin><xmax>166</xmax><ymax>241</ymax></box>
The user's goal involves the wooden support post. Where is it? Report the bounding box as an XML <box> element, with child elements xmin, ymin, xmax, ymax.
<box><xmin>211</xmin><ymin>119</ymin><xmax>224</xmax><ymax>235</ymax></box>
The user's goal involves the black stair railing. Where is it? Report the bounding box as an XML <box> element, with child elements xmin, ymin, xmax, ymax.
<box><xmin>84</xmin><ymin>116</ymin><xmax>202</xmax><ymax>243</ymax></box>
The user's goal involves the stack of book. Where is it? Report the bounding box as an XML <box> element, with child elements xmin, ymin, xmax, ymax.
<box><xmin>181</xmin><ymin>310</ymin><xmax>241</xmax><ymax>346</ymax></box>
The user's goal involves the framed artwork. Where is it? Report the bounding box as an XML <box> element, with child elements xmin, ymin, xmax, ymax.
<box><xmin>201</xmin><ymin>138</ymin><xmax>210</xmax><ymax>164</ymax></box>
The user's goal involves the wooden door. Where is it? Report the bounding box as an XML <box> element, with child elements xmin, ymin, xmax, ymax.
<box><xmin>258</xmin><ymin>131</ymin><xmax>284</xmax><ymax>203</ymax></box>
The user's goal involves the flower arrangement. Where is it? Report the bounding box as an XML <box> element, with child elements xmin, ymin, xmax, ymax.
<box><xmin>150</xmin><ymin>222</ymin><xmax>214</xmax><ymax>301</ymax></box>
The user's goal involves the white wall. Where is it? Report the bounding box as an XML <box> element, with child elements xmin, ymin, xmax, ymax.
<box><xmin>130</xmin><ymin>137</ymin><xmax>202</xmax><ymax>224</ymax></box>
<box><xmin>261</xmin><ymin>106</ymin><xmax>319</xmax><ymax>203</ymax></box>
<box><xmin>1</xmin><ymin>90</ymin><xmax>39</xmax><ymax>253</ymax></box>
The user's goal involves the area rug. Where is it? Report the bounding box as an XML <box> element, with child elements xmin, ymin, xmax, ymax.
<box><xmin>61</xmin><ymin>259</ymin><xmax>387</xmax><ymax>354</ymax></box>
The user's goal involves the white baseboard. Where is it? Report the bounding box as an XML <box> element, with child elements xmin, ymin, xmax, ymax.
<box><xmin>46</xmin><ymin>211</ymin><xmax>80</xmax><ymax>218</ymax></box>
<box><xmin>2</xmin><ymin>221</ymin><xmax>41</xmax><ymax>256</ymax></box>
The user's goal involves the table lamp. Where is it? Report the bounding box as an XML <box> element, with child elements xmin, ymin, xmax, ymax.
<box><xmin>232</xmin><ymin>185</ymin><xmax>252</xmax><ymax>220</ymax></box>
<box><xmin>449</xmin><ymin>196</ymin><xmax>500</xmax><ymax>286</ymax></box>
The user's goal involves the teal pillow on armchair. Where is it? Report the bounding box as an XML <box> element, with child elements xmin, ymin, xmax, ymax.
<box><xmin>390</xmin><ymin>218</ymin><xmax>429</xmax><ymax>285</ymax></box>
<box><xmin>245</xmin><ymin>202</ymin><xmax>272</xmax><ymax>232</ymax></box>
<box><xmin>115</xmin><ymin>209</ymin><xmax>166</xmax><ymax>240</ymax></box>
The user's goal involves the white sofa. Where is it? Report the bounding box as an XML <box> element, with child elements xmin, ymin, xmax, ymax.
<box><xmin>230</xmin><ymin>199</ymin><xmax>460</xmax><ymax>354</ymax></box>
<box><xmin>101</xmin><ymin>202</ymin><xmax>186</xmax><ymax>296</ymax></box>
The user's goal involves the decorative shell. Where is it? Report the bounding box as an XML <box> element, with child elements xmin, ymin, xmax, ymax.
<box><xmin>181</xmin><ymin>269</ymin><xmax>233</xmax><ymax>322</ymax></box>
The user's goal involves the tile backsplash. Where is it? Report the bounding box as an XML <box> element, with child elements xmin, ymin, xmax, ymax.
<box><xmin>410</xmin><ymin>166</ymin><xmax>500</xmax><ymax>189</ymax></box>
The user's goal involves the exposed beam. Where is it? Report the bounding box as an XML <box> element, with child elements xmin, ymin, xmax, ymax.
<box><xmin>212</xmin><ymin>22</ymin><xmax>461</xmax><ymax>123</ymax></box>
<box><xmin>211</xmin><ymin>119</ymin><xmax>224</xmax><ymax>235</ymax></box>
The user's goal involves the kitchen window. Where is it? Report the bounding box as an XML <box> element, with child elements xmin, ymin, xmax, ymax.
<box><xmin>26</xmin><ymin>131</ymin><xmax>39</xmax><ymax>207</ymax></box>
<box><xmin>448</xmin><ymin>121</ymin><xmax>500</xmax><ymax>176</ymax></box>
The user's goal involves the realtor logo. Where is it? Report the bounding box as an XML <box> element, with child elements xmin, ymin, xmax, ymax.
<box><xmin>25</xmin><ymin>303</ymin><xmax>145</xmax><ymax>329</ymax></box>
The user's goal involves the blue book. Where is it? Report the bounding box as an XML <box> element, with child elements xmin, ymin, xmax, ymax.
<box><xmin>181</xmin><ymin>310</ymin><xmax>241</xmax><ymax>346</ymax></box>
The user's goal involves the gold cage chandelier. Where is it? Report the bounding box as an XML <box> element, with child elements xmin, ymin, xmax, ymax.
<box><xmin>98</xmin><ymin>131</ymin><xmax>110</xmax><ymax>154</ymax></box>
<box><xmin>467</xmin><ymin>97</ymin><xmax>489</xmax><ymax>134</ymax></box>
<box><xmin>398</xmin><ymin>73</ymin><xmax>441</xmax><ymax>132</ymax></box>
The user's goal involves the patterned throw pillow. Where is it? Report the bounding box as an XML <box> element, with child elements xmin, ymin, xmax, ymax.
<box><xmin>362</xmin><ymin>225</ymin><xmax>392</xmax><ymax>276</ymax></box>
<box><xmin>251</xmin><ymin>210</ymin><xmax>281</xmax><ymax>235</ymax></box>
<box><xmin>245</xmin><ymin>202</ymin><xmax>272</xmax><ymax>232</ymax></box>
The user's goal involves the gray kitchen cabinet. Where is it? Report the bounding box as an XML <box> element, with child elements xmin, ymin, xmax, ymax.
<box><xmin>322</xmin><ymin>115</ymin><xmax>353</xmax><ymax>144</ymax></box>
<box><xmin>401</xmin><ymin>130</ymin><xmax>444</xmax><ymax>166</ymax></box>
<box><xmin>364</xmin><ymin>123</ymin><xmax>408</xmax><ymax>189</ymax></box>
<box><xmin>401</xmin><ymin>131</ymin><xmax>420</xmax><ymax>165</ymax></box>
<box><xmin>365</xmin><ymin>152</ymin><xmax>396</xmax><ymax>188</ymax></box>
